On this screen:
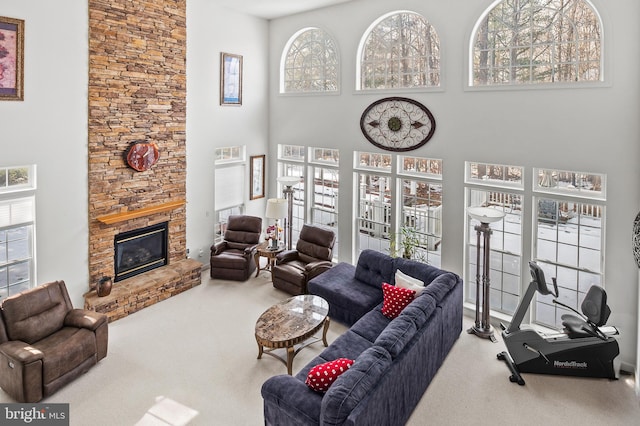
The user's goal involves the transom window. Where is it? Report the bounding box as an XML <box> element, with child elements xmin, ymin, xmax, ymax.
<box><xmin>471</xmin><ymin>0</ymin><xmax>602</xmax><ymax>86</ymax></box>
<box><xmin>281</xmin><ymin>27</ymin><xmax>339</xmax><ymax>94</ymax></box>
<box><xmin>358</xmin><ymin>11</ymin><xmax>441</xmax><ymax>90</ymax></box>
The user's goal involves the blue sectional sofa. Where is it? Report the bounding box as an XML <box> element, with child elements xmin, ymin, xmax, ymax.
<box><xmin>261</xmin><ymin>250</ymin><xmax>463</xmax><ymax>426</ymax></box>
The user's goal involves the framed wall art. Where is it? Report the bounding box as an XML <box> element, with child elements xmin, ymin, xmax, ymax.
<box><xmin>220</xmin><ymin>52</ymin><xmax>242</xmax><ymax>106</ymax></box>
<box><xmin>0</xmin><ymin>16</ymin><xmax>24</xmax><ymax>101</ymax></box>
<box><xmin>250</xmin><ymin>155</ymin><xmax>265</xmax><ymax>200</ymax></box>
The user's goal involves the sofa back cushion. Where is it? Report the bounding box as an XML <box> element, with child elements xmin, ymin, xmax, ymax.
<box><xmin>354</xmin><ymin>250</ymin><xmax>394</xmax><ymax>290</ymax></box>
<box><xmin>321</xmin><ymin>345</ymin><xmax>392</xmax><ymax>426</ymax></box>
<box><xmin>0</xmin><ymin>281</ymin><xmax>72</xmax><ymax>344</ymax></box>
<box><xmin>373</xmin><ymin>314</ymin><xmax>417</xmax><ymax>359</ymax></box>
<box><xmin>422</xmin><ymin>272</ymin><xmax>462</xmax><ymax>306</ymax></box>
<box><xmin>392</xmin><ymin>257</ymin><xmax>446</xmax><ymax>285</ymax></box>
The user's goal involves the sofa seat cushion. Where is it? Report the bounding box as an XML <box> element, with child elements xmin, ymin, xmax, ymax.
<box><xmin>321</xmin><ymin>346</ymin><xmax>392</xmax><ymax>426</ymax></box>
<box><xmin>35</xmin><ymin>327</ymin><xmax>97</xmax><ymax>384</ymax></box>
<box><xmin>349</xmin><ymin>307</ymin><xmax>390</xmax><ymax>343</ymax></box>
<box><xmin>308</xmin><ymin>263</ymin><xmax>383</xmax><ymax>326</ymax></box>
<box><xmin>317</xmin><ymin>330</ymin><xmax>374</xmax><ymax>364</ymax></box>
<box><xmin>211</xmin><ymin>249</ymin><xmax>248</xmax><ymax>270</ymax></box>
<box><xmin>354</xmin><ymin>250</ymin><xmax>394</xmax><ymax>289</ymax></box>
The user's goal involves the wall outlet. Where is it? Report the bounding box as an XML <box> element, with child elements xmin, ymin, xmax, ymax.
<box><xmin>198</xmin><ymin>249</ymin><xmax>203</xmax><ymax>258</ymax></box>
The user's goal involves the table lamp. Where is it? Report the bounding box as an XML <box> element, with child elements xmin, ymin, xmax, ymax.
<box><xmin>265</xmin><ymin>198</ymin><xmax>287</xmax><ymax>248</ymax></box>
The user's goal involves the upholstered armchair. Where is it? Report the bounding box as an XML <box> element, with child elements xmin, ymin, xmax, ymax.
<box><xmin>272</xmin><ymin>224</ymin><xmax>336</xmax><ymax>295</ymax></box>
<box><xmin>210</xmin><ymin>215</ymin><xmax>262</xmax><ymax>281</ymax></box>
<box><xmin>0</xmin><ymin>280</ymin><xmax>108</xmax><ymax>402</ymax></box>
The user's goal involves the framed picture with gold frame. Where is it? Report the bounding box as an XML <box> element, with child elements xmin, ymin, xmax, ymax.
<box><xmin>220</xmin><ymin>52</ymin><xmax>242</xmax><ymax>106</ymax></box>
<box><xmin>0</xmin><ymin>16</ymin><xmax>24</xmax><ymax>101</ymax></box>
<box><xmin>250</xmin><ymin>155</ymin><xmax>265</xmax><ymax>200</ymax></box>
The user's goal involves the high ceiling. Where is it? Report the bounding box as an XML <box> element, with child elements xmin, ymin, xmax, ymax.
<box><xmin>213</xmin><ymin>0</ymin><xmax>355</xmax><ymax>20</ymax></box>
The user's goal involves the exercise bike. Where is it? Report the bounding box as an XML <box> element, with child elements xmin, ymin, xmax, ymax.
<box><xmin>497</xmin><ymin>261</ymin><xmax>620</xmax><ymax>385</ymax></box>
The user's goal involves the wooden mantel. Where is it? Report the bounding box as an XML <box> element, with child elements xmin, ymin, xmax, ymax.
<box><xmin>96</xmin><ymin>200</ymin><xmax>186</xmax><ymax>225</ymax></box>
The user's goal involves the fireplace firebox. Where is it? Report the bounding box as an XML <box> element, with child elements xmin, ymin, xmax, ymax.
<box><xmin>114</xmin><ymin>222</ymin><xmax>168</xmax><ymax>282</ymax></box>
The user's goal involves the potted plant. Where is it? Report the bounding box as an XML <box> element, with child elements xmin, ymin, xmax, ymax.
<box><xmin>389</xmin><ymin>226</ymin><xmax>426</xmax><ymax>261</ymax></box>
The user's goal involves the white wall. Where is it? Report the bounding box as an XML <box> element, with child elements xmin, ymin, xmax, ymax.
<box><xmin>1</xmin><ymin>1</ymin><xmax>88</xmax><ymax>307</ymax></box>
<box><xmin>186</xmin><ymin>1</ymin><xmax>270</xmax><ymax>264</ymax></box>
<box><xmin>268</xmin><ymin>0</ymin><xmax>640</xmax><ymax>368</ymax></box>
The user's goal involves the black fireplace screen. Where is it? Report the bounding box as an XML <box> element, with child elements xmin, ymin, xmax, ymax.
<box><xmin>114</xmin><ymin>222</ymin><xmax>168</xmax><ymax>282</ymax></box>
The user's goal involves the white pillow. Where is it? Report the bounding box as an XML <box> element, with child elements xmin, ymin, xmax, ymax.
<box><xmin>395</xmin><ymin>269</ymin><xmax>425</xmax><ymax>296</ymax></box>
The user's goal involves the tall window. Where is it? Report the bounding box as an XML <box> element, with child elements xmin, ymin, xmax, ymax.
<box><xmin>358</xmin><ymin>11</ymin><xmax>441</xmax><ymax>90</ymax></box>
<box><xmin>278</xmin><ymin>145</ymin><xmax>306</xmax><ymax>245</ymax></box>
<box><xmin>214</xmin><ymin>146</ymin><xmax>246</xmax><ymax>243</ymax></box>
<box><xmin>471</xmin><ymin>0</ymin><xmax>602</xmax><ymax>86</ymax></box>
<box><xmin>310</xmin><ymin>148</ymin><xmax>339</xmax><ymax>259</ymax></box>
<box><xmin>355</xmin><ymin>152</ymin><xmax>392</xmax><ymax>255</ymax></box>
<box><xmin>465</xmin><ymin>163</ymin><xmax>524</xmax><ymax>316</ymax></box>
<box><xmin>532</xmin><ymin>168</ymin><xmax>605</xmax><ymax>328</ymax></box>
<box><xmin>0</xmin><ymin>165</ymin><xmax>37</xmax><ymax>300</ymax></box>
<box><xmin>398</xmin><ymin>156</ymin><xmax>443</xmax><ymax>267</ymax></box>
<box><xmin>281</xmin><ymin>27</ymin><xmax>339</xmax><ymax>93</ymax></box>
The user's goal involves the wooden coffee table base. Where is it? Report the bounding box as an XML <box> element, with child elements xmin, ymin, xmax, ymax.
<box><xmin>256</xmin><ymin>318</ymin><xmax>330</xmax><ymax>375</ymax></box>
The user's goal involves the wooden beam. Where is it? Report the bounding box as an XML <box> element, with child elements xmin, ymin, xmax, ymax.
<box><xmin>96</xmin><ymin>200</ymin><xmax>186</xmax><ymax>225</ymax></box>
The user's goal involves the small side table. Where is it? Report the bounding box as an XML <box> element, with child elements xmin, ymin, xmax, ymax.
<box><xmin>254</xmin><ymin>242</ymin><xmax>284</xmax><ymax>277</ymax></box>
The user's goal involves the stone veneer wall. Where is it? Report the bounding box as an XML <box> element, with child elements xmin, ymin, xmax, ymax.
<box><xmin>87</xmin><ymin>0</ymin><xmax>196</xmax><ymax>318</ymax></box>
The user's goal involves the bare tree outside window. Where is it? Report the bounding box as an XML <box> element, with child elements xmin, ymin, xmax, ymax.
<box><xmin>472</xmin><ymin>0</ymin><xmax>602</xmax><ymax>86</ymax></box>
<box><xmin>360</xmin><ymin>11</ymin><xmax>441</xmax><ymax>90</ymax></box>
<box><xmin>282</xmin><ymin>28</ymin><xmax>339</xmax><ymax>93</ymax></box>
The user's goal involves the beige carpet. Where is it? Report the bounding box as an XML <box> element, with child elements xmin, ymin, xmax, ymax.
<box><xmin>1</xmin><ymin>269</ymin><xmax>638</xmax><ymax>425</ymax></box>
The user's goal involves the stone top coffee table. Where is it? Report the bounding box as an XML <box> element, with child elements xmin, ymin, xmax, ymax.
<box><xmin>255</xmin><ymin>295</ymin><xmax>330</xmax><ymax>375</ymax></box>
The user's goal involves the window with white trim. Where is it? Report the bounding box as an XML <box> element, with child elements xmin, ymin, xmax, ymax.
<box><xmin>0</xmin><ymin>165</ymin><xmax>37</xmax><ymax>300</ymax></box>
<box><xmin>398</xmin><ymin>156</ymin><xmax>443</xmax><ymax>267</ymax></box>
<box><xmin>532</xmin><ymin>168</ymin><xmax>605</xmax><ymax>328</ymax></box>
<box><xmin>281</xmin><ymin>28</ymin><xmax>339</xmax><ymax>94</ymax></box>
<box><xmin>214</xmin><ymin>146</ymin><xmax>246</xmax><ymax>243</ymax></box>
<box><xmin>310</xmin><ymin>148</ymin><xmax>339</xmax><ymax>259</ymax></box>
<box><xmin>277</xmin><ymin>145</ymin><xmax>306</xmax><ymax>245</ymax></box>
<box><xmin>465</xmin><ymin>162</ymin><xmax>524</xmax><ymax>316</ymax></box>
<box><xmin>358</xmin><ymin>11</ymin><xmax>441</xmax><ymax>90</ymax></box>
<box><xmin>471</xmin><ymin>0</ymin><xmax>602</xmax><ymax>86</ymax></box>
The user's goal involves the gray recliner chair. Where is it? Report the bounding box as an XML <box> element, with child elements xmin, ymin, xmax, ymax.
<box><xmin>271</xmin><ymin>224</ymin><xmax>336</xmax><ymax>295</ymax></box>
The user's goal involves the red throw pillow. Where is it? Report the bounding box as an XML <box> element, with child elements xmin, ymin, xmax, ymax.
<box><xmin>305</xmin><ymin>358</ymin><xmax>354</xmax><ymax>393</ymax></box>
<box><xmin>381</xmin><ymin>282</ymin><xmax>416</xmax><ymax>319</ymax></box>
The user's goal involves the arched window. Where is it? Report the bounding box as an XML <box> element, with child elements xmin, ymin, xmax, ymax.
<box><xmin>280</xmin><ymin>27</ymin><xmax>339</xmax><ymax>93</ymax></box>
<box><xmin>470</xmin><ymin>0</ymin><xmax>602</xmax><ymax>86</ymax></box>
<box><xmin>358</xmin><ymin>11</ymin><xmax>441</xmax><ymax>90</ymax></box>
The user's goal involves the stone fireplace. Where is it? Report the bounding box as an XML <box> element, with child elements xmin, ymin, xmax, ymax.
<box><xmin>84</xmin><ymin>0</ymin><xmax>200</xmax><ymax>321</ymax></box>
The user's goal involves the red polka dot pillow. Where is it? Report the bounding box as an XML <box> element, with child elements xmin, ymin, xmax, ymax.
<box><xmin>305</xmin><ymin>358</ymin><xmax>354</xmax><ymax>393</ymax></box>
<box><xmin>381</xmin><ymin>282</ymin><xmax>416</xmax><ymax>319</ymax></box>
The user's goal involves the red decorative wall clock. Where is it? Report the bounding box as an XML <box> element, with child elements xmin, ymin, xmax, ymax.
<box><xmin>126</xmin><ymin>141</ymin><xmax>160</xmax><ymax>172</ymax></box>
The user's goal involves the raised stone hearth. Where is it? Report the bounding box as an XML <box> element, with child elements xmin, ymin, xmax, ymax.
<box><xmin>85</xmin><ymin>258</ymin><xmax>202</xmax><ymax>322</ymax></box>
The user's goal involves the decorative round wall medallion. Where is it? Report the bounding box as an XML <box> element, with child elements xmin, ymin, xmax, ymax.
<box><xmin>126</xmin><ymin>141</ymin><xmax>159</xmax><ymax>172</ymax></box>
<box><xmin>633</xmin><ymin>210</ymin><xmax>640</xmax><ymax>268</ymax></box>
<box><xmin>360</xmin><ymin>97</ymin><xmax>436</xmax><ymax>152</ymax></box>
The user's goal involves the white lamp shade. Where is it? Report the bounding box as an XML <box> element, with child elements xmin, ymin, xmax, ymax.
<box><xmin>277</xmin><ymin>176</ymin><xmax>300</xmax><ymax>187</ymax></box>
<box><xmin>467</xmin><ymin>206</ymin><xmax>506</xmax><ymax>223</ymax></box>
<box><xmin>265</xmin><ymin>198</ymin><xmax>288</xmax><ymax>219</ymax></box>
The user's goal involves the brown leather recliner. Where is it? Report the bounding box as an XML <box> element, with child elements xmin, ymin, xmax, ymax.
<box><xmin>272</xmin><ymin>224</ymin><xmax>336</xmax><ymax>295</ymax></box>
<box><xmin>210</xmin><ymin>215</ymin><xmax>262</xmax><ymax>281</ymax></box>
<box><xmin>0</xmin><ymin>280</ymin><xmax>108</xmax><ymax>402</ymax></box>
